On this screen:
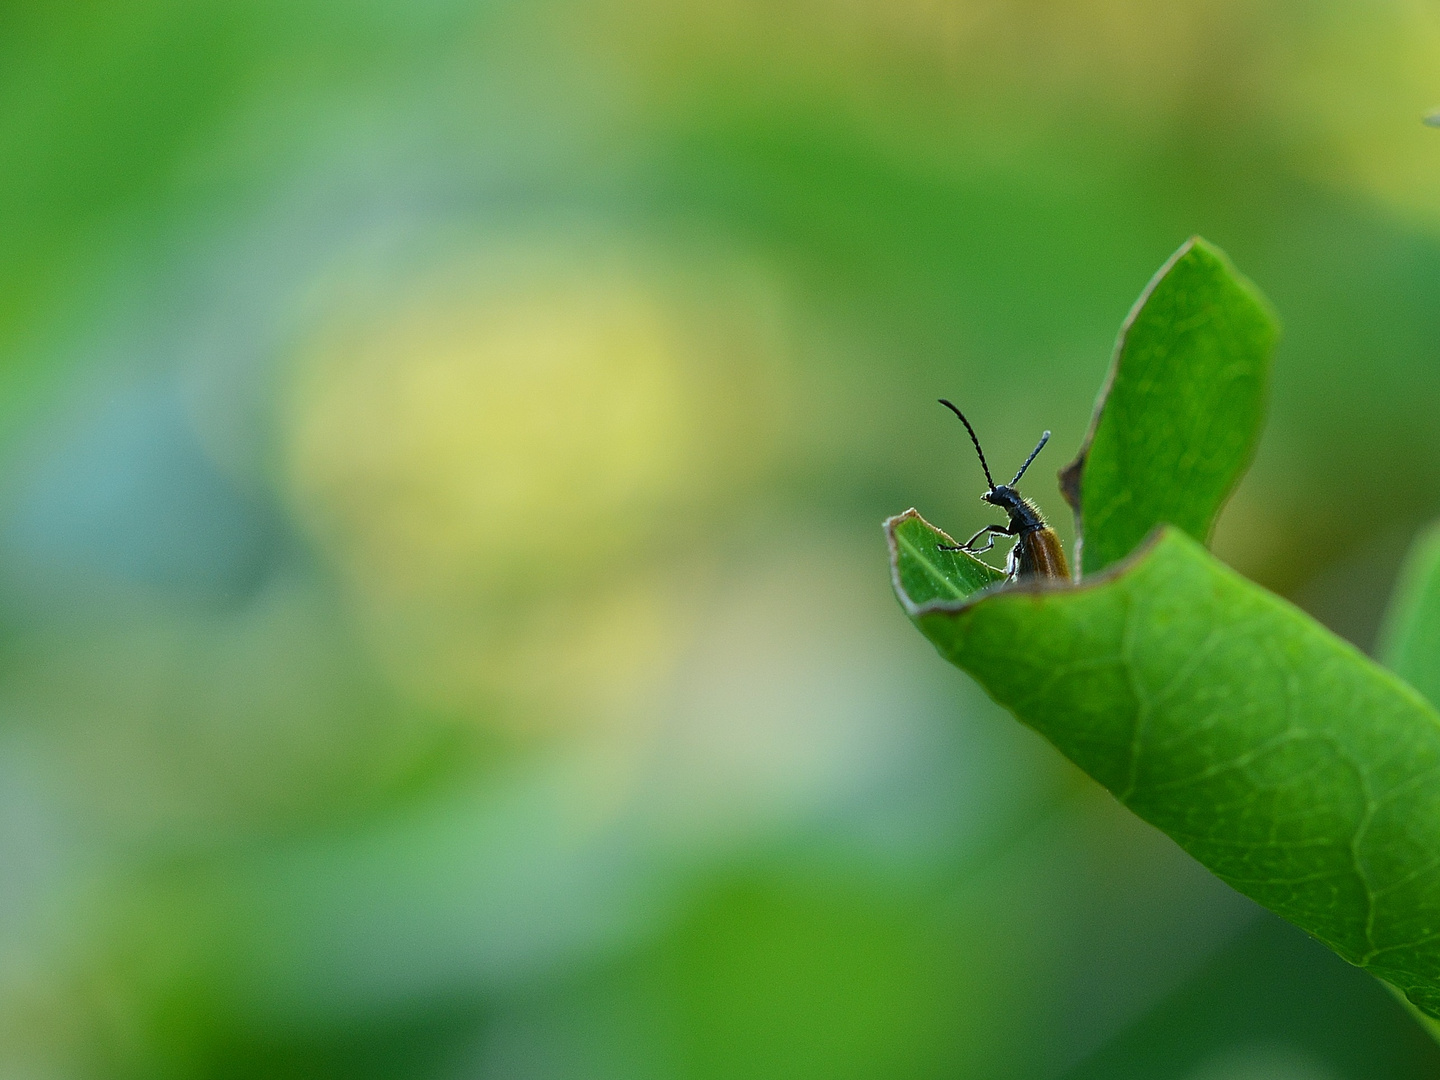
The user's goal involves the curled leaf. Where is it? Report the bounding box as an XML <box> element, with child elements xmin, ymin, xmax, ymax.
<box><xmin>887</xmin><ymin>513</ymin><xmax>1440</xmax><ymax>1019</ymax></box>
<box><xmin>1062</xmin><ymin>238</ymin><xmax>1279</xmax><ymax>575</ymax></box>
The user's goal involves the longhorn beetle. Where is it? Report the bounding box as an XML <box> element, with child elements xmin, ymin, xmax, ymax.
<box><xmin>936</xmin><ymin>399</ymin><xmax>1069</xmax><ymax>581</ymax></box>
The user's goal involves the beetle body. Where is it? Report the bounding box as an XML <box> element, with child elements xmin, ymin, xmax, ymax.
<box><xmin>1011</xmin><ymin>526</ymin><xmax>1069</xmax><ymax>580</ymax></box>
<box><xmin>936</xmin><ymin>400</ymin><xmax>1070</xmax><ymax>583</ymax></box>
<box><xmin>982</xmin><ymin>484</ymin><xmax>1070</xmax><ymax>581</ymax></box>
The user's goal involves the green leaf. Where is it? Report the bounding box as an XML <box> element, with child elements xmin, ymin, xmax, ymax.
<box><xmin>886</xmin><ymin>513</ymin><xmax>1440</xmax><ymax>1019</ymax></box>
<box><xmin>1389</xmin><ymin>983</ymin><xmax>1440</xmax><ymax>1045</ymax></box>
<box><xmin>885</xmin><ymin>508</ymin><xmax>1007</xmax><ymax>607</ymax></box>
<box><xmin>1061</xmin><ymin>238</ymin><xmax>1279</xmax><ymax>576</ymax></box>
<box><xmin>1380</xmin><ymin>521</ymin><xmax>1440</xmax><ymax>711</ymax></box>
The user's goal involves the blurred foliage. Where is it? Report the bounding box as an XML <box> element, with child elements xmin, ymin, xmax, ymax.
<box><xmin>2</xmin><ymin>0</ymin><xmax>1440</xmax><ymax>1076</ymax></box>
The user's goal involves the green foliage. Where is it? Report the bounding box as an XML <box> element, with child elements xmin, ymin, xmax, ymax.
<box><xmin>1377</xmin><ymin>523</ymin><xmax>1440</xmax><ymax>1039</ymax></box>
<box><xmin>1381</xmin><ymin>522</ymin><xmax>1440</xmax><ymax>711</ymax></box>
<box><xmin>887</xmin><ymin>236</ymin><xmax>1440</xmax><ymax>1023</ymax></box>
<box><xmin>1063</xmin><ymin>238</ymin><xmax>1279</xmax><ymax>576</ymax></box>
<box><xmin>889</xmin><ymin>513</ymin><xmax>1440</xmax><ymax>1017</ymax></box>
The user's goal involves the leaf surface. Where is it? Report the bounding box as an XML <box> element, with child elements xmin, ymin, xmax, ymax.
<box><xmin>1061</xmin><ymin>238</ymin><xmax>1279</xmax><ymax>575</ymax></box>
<box><xmin>886</xmin><ymin>509</ymin><xmax>1007</xmax><ymax>606</ymax></box>
<box><xmin>887</xmin><ymin>512</ymin><xmax>1440</xmax><ymax>1019</ymax></box>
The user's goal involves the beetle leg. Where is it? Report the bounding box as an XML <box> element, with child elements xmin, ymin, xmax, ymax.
<box><xmin>938</xmin><ymin>523</ymin><xmax>1013</xmax><ymax>554</ymax></box>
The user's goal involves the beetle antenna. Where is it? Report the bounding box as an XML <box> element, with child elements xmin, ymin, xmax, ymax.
<box><xmin>938</xmin><ymin>399</ymin><xmax>995</xmax><ymax>490</ymax></box>
<box><xmin>1010</xmin><ymin>430</ymin><xmax>1051</xmax><ymax>486</ymax></box>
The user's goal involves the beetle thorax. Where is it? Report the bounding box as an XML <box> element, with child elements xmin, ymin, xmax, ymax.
<box><xmin>983</xmin><ymin>485</ymin><xmax>1045</xmax><ymax>533</ymax></box>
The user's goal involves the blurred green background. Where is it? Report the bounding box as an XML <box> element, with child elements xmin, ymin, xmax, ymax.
<box><xmin>3</xmin><ymin>1</ymin><xmax>1440</xmax><ymax>1076</ymax></box>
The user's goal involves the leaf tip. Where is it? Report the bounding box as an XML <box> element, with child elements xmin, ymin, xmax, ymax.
<box><xmin>882</xmin><ymin>507</ymin><xmax>922</xmax><ymax>533</ymax></box>
<box><xmin>1183</xmin><ymin>236</ymin><xmax>1283</xmax><ymax>339</ymax></box>
<box><xmin>885</xmin><ymin>507</ymin><xmax>1009</xmax><ymax>614</ymax></box>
